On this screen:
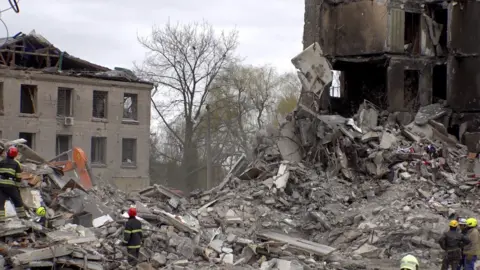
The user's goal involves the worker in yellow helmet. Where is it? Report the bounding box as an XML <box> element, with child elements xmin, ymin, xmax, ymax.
<box><xmin>462</xmin><ymin>218</ymin><xmax>479</xmax><ymax>270</ymax></box>
<box><xmin>34</xmin><ymin>206</ymin><xmax>48</xmax><ymax>227</ymax></box>
<box><xmin>438</xmin><ymin>220</ymin><xmax>470</xmax><ymax>270</ymax></box>
<box><xmin>400</xmin><ymin>254</ymin><xmax>419</xmax><ymax>270</ymax></box>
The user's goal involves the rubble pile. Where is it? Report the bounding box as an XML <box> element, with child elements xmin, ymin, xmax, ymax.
<box><xmin>182</xmin><ymin>101</ymin><xmax>480</xmax><ymax>270</ymax></box>
<box><xmin>0</xmin><ymin>142</ymin><xmax>206</xmax><ymax>269</ymax></box>
<box><xmin>0</xmin><ymin>101</ymin><xmax>478</xmax><ymax>270</ymax></box>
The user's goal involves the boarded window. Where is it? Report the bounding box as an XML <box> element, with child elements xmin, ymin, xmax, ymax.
<box><xmin>19</xmin><ymin>132</ymin><xmax>35</xmax><ymax>149</ymax></box>
<box><xmin>56</xmin><ymin>135</ymin><xmax>72</xmax><ymax>161</ymax></box>
<box><xmin>92</xmin><ymin>91</ymin><xmax>108</xmax><ymax>118</ymax></box>
<box><xmin>57</xmin><ymin>88</ymin><xmax>73</xmax><ymax>117</ymax></box>
<box><xmin>91</xmin><ymin>137</ymin><xmax>106</xmax><ymax>164</ymax></box>
<box><xmin>20</xmin><ymin>84</ymin><xmax>37</xmax><ymax>114</ymax></box>
<box><xmin>122</xmin><ymin>138</ymin><xmax>137</xmax><ymax>166</ymax></box>
<box><xmin>123</xmin><ymin>93</ymin><xmax>138</xmax><ymax>120</ymax></box>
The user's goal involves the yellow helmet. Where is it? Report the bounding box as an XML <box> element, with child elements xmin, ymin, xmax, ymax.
<box><xmin>36</xmin><ymin>206</ymin><xmax>46</xmax><ymax>217</ymax></box>
<box><xmin>449</xmin><ymin>220</ymin><xmax>459</xmax><ymax>228</ymax></box>
<box><xmin>400</xmin><ymin>254</ymin><xmax>419</xmax><ymax>270</ymax></box>
<box><xmin>466</xmin><ymin>218</ymin><xmax>478</xmax><ymax>228</ymax></box>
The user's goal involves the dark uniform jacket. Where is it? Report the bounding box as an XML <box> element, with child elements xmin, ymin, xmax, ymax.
<box><xmin>438</xmin><ymin>229</ymin><xmax>471</xmax><ymax>251</ymax></box>
<box><xmin>123</xmin><ymin>217</ymin><xmax>142</xmax><ymax>249</ymax></box>
<box><xmin>0</xmin><ymin>157</ymin><xmax>22</xmax><ymax>185</ymax></box>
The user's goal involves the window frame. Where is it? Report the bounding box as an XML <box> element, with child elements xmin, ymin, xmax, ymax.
<box><xmin>90</xmin><ymin>136</ymin><xmax>107</xmax><ymax>165</ymax></box>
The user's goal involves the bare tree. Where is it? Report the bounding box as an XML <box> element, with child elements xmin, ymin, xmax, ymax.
<box><xmin>136</xmin><ymin>21</ymin><xmax>238</xmax><ymax>187</ymax></box>
<box><xmin>206</xmin><ymin>64</ymin><xmax>298</xmax><ymax>161</ymax></box>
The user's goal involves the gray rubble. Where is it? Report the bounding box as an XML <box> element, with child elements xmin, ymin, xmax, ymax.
<box><xmin>0</xmin><ymin>45</ymin><xmax>476</xmax><ymax>270</ymax></box>
<box><xmin>0</xmin><ymin>101</ymin><xmax>474</xmax><ymax>270</ymax></box>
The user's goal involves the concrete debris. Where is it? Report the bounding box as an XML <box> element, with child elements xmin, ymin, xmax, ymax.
<box><xmin>414</xmin><ymin>103</ymin><xmax>448</xmax><ymax>126</ymax></box>
<box><xmin>291</xmin><ymin>42</ymin><xmax>333</xmax><ymax>96</ymax></box>
<box><xmin>0</xmin><ymin>49</ymin><xmax>477</xmax><ymax>270</ymax></box>
<box><xmin>178</xmin><ymin>100</ymin><xmax>476</xmax><ymax>269</ymax></box>
<box><xmin>5</xmin><ymin>98</ymin><xmax>462</xmax><ymax>270</ymax></box>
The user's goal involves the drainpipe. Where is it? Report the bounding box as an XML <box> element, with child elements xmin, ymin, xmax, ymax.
<box><xmin>58</xmin><ymin>51</ymin><xmax>64</xmax><ymax>72</ymax></box>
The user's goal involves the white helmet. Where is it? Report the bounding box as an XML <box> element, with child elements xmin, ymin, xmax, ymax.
<box><xmin>400</xmin><ymin>254</ymin><xmax>419</xmax><ymax>270</ymax></box>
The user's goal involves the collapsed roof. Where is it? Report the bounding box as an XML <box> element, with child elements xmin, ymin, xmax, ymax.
<box><xmin>0</xmin><ymin>30</ymin><xmax>150</xmax><ymax>84</ymax></box>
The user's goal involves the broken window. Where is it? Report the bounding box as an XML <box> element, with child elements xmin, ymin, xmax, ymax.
<box><xmin>428</xmin><ymin>4</ymin><xmax>448</xmax><ymax>52</ymax></box>
<box><xmin>330</xmin><ymin>71</ymin><xmax>343</xmax><ymax>98</ymax></box>
<box><xmin>433</xmin><ymin>65</ymin><xmax>447</xmax><ymax>101</ymax></box>
<box><xmin>20</xmin><ymin>84</ymin><xmax>37</xmax><ymax>114</ymax></box>
<box><xmin>404</xmin><ymin>12</ymin><xmax>421</xmax><ymax>54</ymax></box>
<box><xmin>123</xmin><ymin>93</ymin><xmax>138</xmax><ymax>120</ymax></box>
<box><xmin>57</xmin><ymin>88</ymin><xmax>73</xmax><ymax>117</ymax></box>
<box><xmin>56</xmin><ymin>135</ymin><xmax>72</xmax><ymax>161</ymax></box>
<box><xmin>92</xmin><ymin>91</ymin><xmax>108</xmax><ymax>118</ymax></box>
<box><xmin>19</xmin><ymin>132</ymin><xmax>35</xmax><ymax>149</ymax></box>
<box><xmin>91</xmin><ymin>137</ymin><xmax>106</xmax><ymax>164</ymax></box>
<box><xmin>122</xmin><ymin>138</ymin><xmax>137</xmax><ymax>166</ymax></box>
<box><xmin>404</xmin><ymin>70</ymin><xmax>420</xmax><ymax>109</ymax></box>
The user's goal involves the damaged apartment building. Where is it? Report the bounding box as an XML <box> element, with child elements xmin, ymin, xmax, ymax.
<box><xmin>0</xmin><ymin>30</ymin><xmax>152</xmax><ymax>191</ymax></box>
<box><xmin>304</xmin><ymin>0</ymin><xmax>480</xmax><ymax>148</ymax></box>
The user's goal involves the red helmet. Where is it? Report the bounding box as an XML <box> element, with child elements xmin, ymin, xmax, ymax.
<box><xmin>128</xmin><ymin>207</ymin><xmax>137</xmax><ymax>217</ymax></box>
<box><xmin>7</xmin><ymin>146</ymin><xmax>18</xmax><ymax>158</ymax></box>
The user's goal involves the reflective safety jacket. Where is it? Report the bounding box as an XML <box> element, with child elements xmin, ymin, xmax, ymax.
<box><xmin>464</xmin><ymin>227</ymin><xmax>480</xmax><ymax>256</ymax></box>
<box><xmin>0</xmin><ymin>157</ymin><xmax>22</xmax><ymax>186</ymax></box>
<box><xmin>123</xmin><ymin>217</ymin><xmax>142</xmax><ymax>249</ymax></box>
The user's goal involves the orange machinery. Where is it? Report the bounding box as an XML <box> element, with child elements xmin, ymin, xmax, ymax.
<box><xmin>49</xmin><ymin>147</ymin><xmax>93</xmax><ymax>190</ymax></box>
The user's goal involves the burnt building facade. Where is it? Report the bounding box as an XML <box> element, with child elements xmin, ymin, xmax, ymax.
<box><xmin>304</xmin><ymin>0</ymin><xmax>479</xmax><ymax>132</ymax></box>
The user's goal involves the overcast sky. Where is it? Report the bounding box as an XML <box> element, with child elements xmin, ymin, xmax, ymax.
<box><xmin>0</xmin><ymin>0</ymin><xmax>304</xmax><ymax>72</ymax></box>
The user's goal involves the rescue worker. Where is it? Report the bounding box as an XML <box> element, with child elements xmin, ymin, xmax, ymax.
<box><xmin>458</xmin><ymin>218</ymin><xmax>468</xmax><ymax>270</ymax></box>
<box><xmin>459</xmin><ymin>218</ymin><xmax>468</xmax><ymax>234</ymax></box>
<box><xmin>0</xmin><ymin>146</ymin><xmax>26</xmax><ymax>222</ymax></box>
<box><xmin>400</xmin><ymin>254</ymin><xmax>419</xmax><ymax>270</ymax></box>
<box><xmin>34</xmin><ymin>206</ymin><xmax>48</xmax><ymax>227</ymax></box>
<box><xmin>123</xmin><ymin>207</ymin><xmax>142</xmax><ymax>265</ymax></box>
<box><xmin>461</xmin><ymin>218</ymin><xmax>480</xmax><ymax>270</ymax></box>
<box><xmin>438</xmin><ymin>220</ymin><xmax>470</xmax><ymax>270</ymax></box>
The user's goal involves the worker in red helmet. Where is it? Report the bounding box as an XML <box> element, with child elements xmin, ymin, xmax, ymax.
<box><xmin>0</xmin><ymin>146</ymin><xmax>27</xmax><ymax>222</ymax></box>
<box><xmin>123</xmin><ymin>207</ymin><xmax>142</xmax><ymax>265</ymax></box>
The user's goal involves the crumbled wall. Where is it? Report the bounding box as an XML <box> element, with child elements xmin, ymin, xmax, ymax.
<box><xmin>304</xmin><ymin>0</ymin><xmax>389</xmax><ymax>56</ymax></box>
<box><xmin>447</xmin><ymin>57</ymin><xmax>480</xmax><ymax>111</ymax></box>
<box><xmin>0</xmin><ymin>69</ymin><xmax>151</xmax><ymax>191</ymax></box>
<box><xmin>333</xmin><ymin>1</ymin><xmax>388</xmax><ymax>55</ymax></box>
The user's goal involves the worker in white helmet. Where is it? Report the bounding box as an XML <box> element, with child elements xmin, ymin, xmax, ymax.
<box><xmin>400</xmin><ymin>254</ymin><xmax>419</xmax><ymax>270</ymax></box>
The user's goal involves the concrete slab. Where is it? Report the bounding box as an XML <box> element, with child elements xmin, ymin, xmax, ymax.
<box><xmin>257</xmin><ymin>231</ymin><xmax>336</xmax><ymax>256</ymax></box>
<box><xmin>11</xmin><ymin>245</ymin><xmax>72</xmax><ymax>265</ymax></box>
